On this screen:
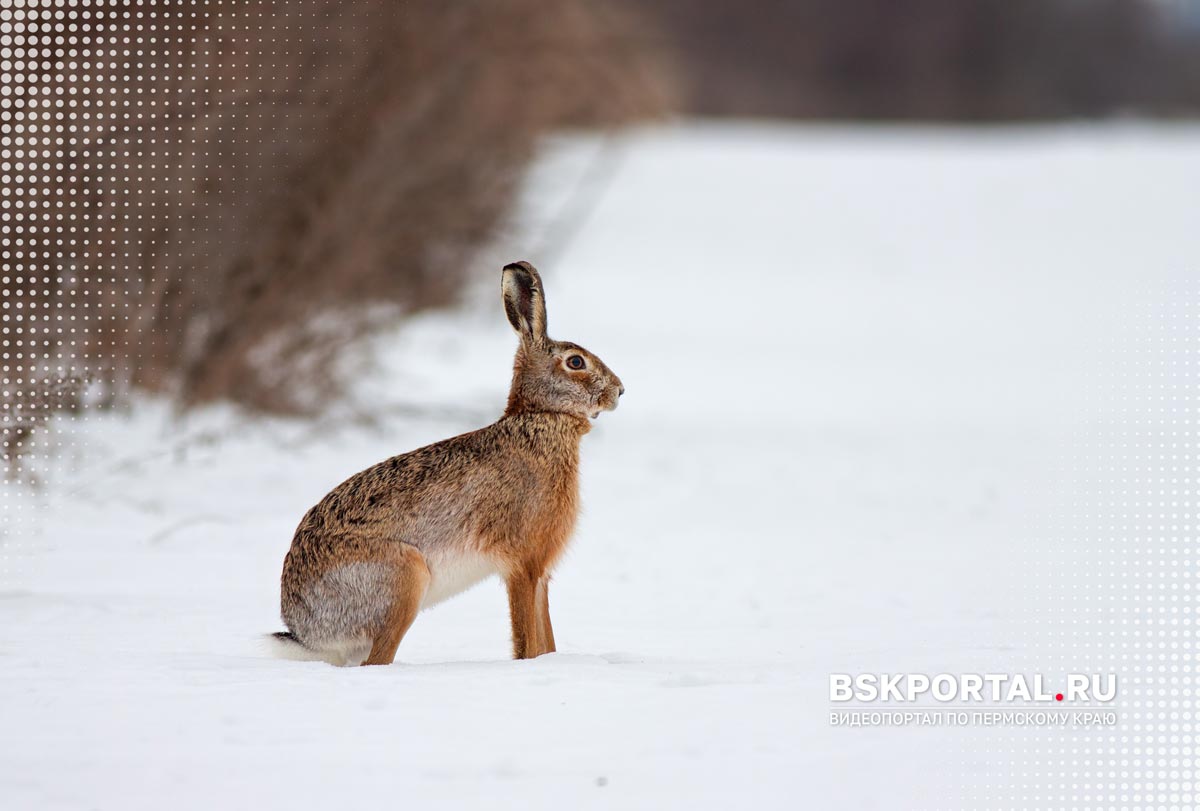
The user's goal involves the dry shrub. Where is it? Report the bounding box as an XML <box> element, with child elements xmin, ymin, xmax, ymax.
<box><xmin>4</xmin><ymin>0</ymin><xmax>667</xmax><ymax>468</ymax></box>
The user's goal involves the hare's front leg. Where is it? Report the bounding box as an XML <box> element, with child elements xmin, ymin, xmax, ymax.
<box><xmin>506</xmin><ymin>572</ymin><xmax>537</xmax><ymax>659</ymax></box>
<box><xmin>507</xmin><ymin>570</ymin><xmax>553</xmax><ymax>659</ymax></box>
<box><xmin>535</xmin><ymin>576</ymin><xmax>556</xmax><ymax>655</ymax></box>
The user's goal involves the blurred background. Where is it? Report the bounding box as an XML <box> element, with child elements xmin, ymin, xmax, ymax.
<box><xmin>6</xmin><ymin>0</ymin><xmax>1200</xmax><ymax>455</ymax></box>
<box><xmin>628</xmin><ymin>0</ymin><xmax>1200</xmax><ymax>119</ymax></box>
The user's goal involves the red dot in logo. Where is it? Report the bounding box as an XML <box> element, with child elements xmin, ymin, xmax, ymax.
<box><xmin>1055</xmin><ymin>693</ymin><xmax>1064</xmax><ymax>701</ymax></box>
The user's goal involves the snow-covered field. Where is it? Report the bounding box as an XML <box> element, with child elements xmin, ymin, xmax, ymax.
<box><xmin>3</xmin><ymin>124</ymin><xmax>1197</xmax><ymax>809</ymax></box>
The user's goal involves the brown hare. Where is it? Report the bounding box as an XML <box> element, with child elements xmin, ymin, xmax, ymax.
<box><xmin>270</xmin><ymin>261</ymin><xmax>623</xmax><ymax>666</ymax></box>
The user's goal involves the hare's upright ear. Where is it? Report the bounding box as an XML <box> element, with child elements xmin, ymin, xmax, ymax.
<box><xmin>502</xmin><ymin>261</ymin><xmax>548</xmax><ymax>347</ymax></box>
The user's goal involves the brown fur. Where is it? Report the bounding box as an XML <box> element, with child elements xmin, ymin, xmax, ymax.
<box><xmin>275</xmin><ymin>261</ymin><xmax>623</xmax><ymax>665</ymax></box>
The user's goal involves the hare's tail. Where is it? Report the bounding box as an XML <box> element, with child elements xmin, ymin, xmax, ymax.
<box><xmin>264</xmin><ymin>630</ymin><xmax>325</xmax><ymax>662</ymax></box>
<box><xmin>263</xmin><ymin>630</ymin><xmax>370</xmax><ymax>666</ymax></box>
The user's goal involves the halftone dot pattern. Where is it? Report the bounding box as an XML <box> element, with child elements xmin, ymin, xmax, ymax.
<box><xmin>977</xmin><ymin>279</ymin><xmax>1196</xmax><ymax>810</ymax></box>
<box><xmin>0</xmin><ymin>0</ymin><xmax>382</xmax><ymax>588</ymax></box>
<box><xmin>2</xmin><ymin>0</ymin><xmax>215</xmax><ymax>585</ymax></box>
<box><xmin>1077</xmin><ymin>283</ymin><xmax>1195</xmax><ymax>811</ymax></box>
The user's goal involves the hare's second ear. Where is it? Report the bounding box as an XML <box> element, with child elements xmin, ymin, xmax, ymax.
<box><xmin>502</xmin><ymin>261</ymin><xmax>548</xmax><ymax>346</ymax></box>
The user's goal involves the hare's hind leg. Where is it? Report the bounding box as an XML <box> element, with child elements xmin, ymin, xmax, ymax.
<box><xmin>363</xmin><ymin>543</ymin><xmax>430</xmax><ymax>666</ymax></box>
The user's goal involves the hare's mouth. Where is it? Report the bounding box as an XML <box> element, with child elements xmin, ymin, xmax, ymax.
<box><xmin>590</xmin><ymin>394</ymin><xmax>619</xmax><ymax>419</ymax></box>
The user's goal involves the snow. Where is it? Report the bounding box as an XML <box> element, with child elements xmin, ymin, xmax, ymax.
<box><xmin>3</xmin><ymin>123</ymin><xmax>1197</xmax><ymax>809</ymax></box>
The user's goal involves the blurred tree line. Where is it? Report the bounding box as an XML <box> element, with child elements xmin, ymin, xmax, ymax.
<box><xmin>623</xmin><ymin>0</ymin><xmax>1200</xmax><ymax>119</ymax></box>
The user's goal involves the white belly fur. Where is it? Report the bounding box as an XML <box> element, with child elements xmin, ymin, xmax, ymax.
<box><xmin>421</xmin><ymin>549</ymin><xmax>499</xmax><ymax>609</ymax></box>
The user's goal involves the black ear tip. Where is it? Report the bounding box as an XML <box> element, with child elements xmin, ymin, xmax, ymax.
<box><xmin>503</xmin><ymin>260</ymin><xmax>537</xmax><ymax>274</ymax></box>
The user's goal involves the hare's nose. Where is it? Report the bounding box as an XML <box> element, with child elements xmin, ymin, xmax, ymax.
<box><xmin>618</xmin><ymin>386</ymin><xmax>625</xmax><ymax>397</ymax></box>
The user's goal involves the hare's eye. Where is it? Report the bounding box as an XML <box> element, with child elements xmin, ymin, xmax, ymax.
<box><xmin>566</xmin><ymin>355</ymin><xmax>586</xmax><ymax>370</ymax></box>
